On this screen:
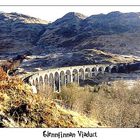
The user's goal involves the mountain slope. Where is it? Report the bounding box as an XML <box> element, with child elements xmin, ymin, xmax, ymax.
<box><xmin>0</xmin><ymin>12</ymin><xmax>49</xmax><ymax>56</ymax></box>
<box><xmin>38</xmin><ymin>11</ymin><xmax>140</xmax><ymax>56</ymax></box>
<box><xmin>37</xmin><ymin>12</ymin><xmax>86</xmax><ymax>48</ymax></box>
<box><xmin>1</xmin><ymin>11</ymin><xmax>140</xmax><ymax>71</ymax></box>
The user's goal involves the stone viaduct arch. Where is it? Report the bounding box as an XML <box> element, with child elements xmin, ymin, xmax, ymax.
<box><xmin>29</xmin><ymin>64</ymin><xmax>120</xmax><ymax>93</ymax></box>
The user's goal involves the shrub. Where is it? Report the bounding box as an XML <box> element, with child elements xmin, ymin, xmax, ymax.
<box><xmin>58</xmin><ymin>81</ymin><xmax>140</xmax><ymax>127</ymax></box>
<box><xmin>59</xmin><ymin>83</ymin><xmax>94</xmax><ymax>114</ymax></box>
<box><xmin>0</xmin><ymin>68</ymin><xmax>99</xmax><ymax>128</ymax></box>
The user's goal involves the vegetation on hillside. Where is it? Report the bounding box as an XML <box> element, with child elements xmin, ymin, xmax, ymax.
<box><xmin>0</xmin><ymin>68</ymin><xmax>100</xmax><ymax>128</ymax></box>
<box><xmin>1</xmin><ymin>66</ymin><xmax>139</xmax><ymax>128</ymax></box>
<box><xmin>57</xmin><ymin>82</ymin><xmax>140</xmax><ymax>128</ymax></box>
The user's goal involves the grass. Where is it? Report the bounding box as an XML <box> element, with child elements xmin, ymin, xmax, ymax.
<box><xmin>0</xmin><ymin>68</ymin><xmax>100</xmax><ymax>128</ymax></box>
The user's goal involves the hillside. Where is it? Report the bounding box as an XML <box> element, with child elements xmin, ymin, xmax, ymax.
<box><xmin>0</xmin><ymin>68</ymin><xmax>101</xmax><ymax>128</ymax></box>
<box><xmin>0</xmin><ymin>11</ymin><xmax>140</xmax><ymax>71</ymax></box>
<box><xmin>0</xmin><ymin>12</ymin><xmax>49</xmax><ymax>57</ymax></box>
<box><xmin>38</xmin><ymin>11</ymin><xmax>140</xmax><ymax>56</ymax></box>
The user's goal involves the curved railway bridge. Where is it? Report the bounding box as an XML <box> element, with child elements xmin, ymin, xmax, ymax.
<box><xmin>28</xmin><ymin>63</ymin><xmax>127</xmax><ymax>92</ymax></box>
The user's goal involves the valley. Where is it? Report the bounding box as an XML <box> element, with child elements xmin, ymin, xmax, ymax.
<box><xmin>0</xmin><ymin>11</ymin><xmax>140</xmax><ymax>128</ymax></box>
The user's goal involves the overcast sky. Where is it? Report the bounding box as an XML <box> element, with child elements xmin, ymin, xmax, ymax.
<box><xmin>1</xmin><ymin>6</ymin><xmax>140</xmax><ymax>22</ymax></box>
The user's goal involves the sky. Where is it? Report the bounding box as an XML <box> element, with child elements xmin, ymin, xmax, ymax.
<box><xmin>1</xmin><ymin>6</ymin><xmax>140</xmax><ymax>22</ymax></box>
<box><xmin>1</xmin><ymin>0</ymin><xmax>140</xmax><ymax>21</ymax></box>
<box><xmin>0</xmin><ymin>6</ymin><xmax>140</xmax><ymax>22</ymax></box>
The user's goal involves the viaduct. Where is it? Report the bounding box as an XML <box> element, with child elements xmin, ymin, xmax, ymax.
<box><xmin>28</xmin><ymin>64</ymin><xmax>126</xmax><ymax>92</ymax></box>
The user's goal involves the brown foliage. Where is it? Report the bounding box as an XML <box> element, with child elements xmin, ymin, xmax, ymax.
<box><xmin>0</xmin><ymin>70</ymin><xmax>97</xmax><ymax>128</ymax></box>
<box><xmin>0</xmin><ymin>67</ymin><xmax>8</xmax><ymax>81</ymax></box>
<box><xmin>58</xmin><ymin>82</ymin><xmax>140</xmax><ymax>128</ymax></box>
